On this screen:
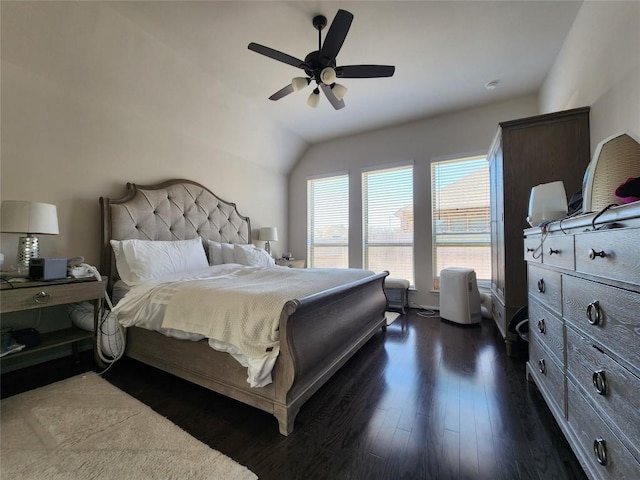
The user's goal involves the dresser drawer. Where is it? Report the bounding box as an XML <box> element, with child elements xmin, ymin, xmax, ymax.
<box><xmin>528</xmin><ymin>265</ymin><xmax>562</xmax><ymax>314</ymax></box>
<box><xmin>562</xmin><ymin>275</ymin><xmax>640</xmax><ymax>377</ymax></box>
<box><xmin>0</xmin><ymin>280</ymin><xmax>105</xmax><ymax>313</ymax></box>
<box><xmin>529</xmin><ymin>337</ymin><xmax>565</xmax><ymax>417</ymax></box>
<box><xmin>566</xmin><ymin>325</ymin><xmax>640</xmax><ymax>460</ymax></box>
<box><xmin>528</xmin><ymin>298</ymin><xmax>564</xmax><ymax>366</ymax></box>
<box><xmin>567</xmin><ymin>379</ymin><xmax>640</xmax><ymax>480</ymax></box>
<box><xmin>491</xmin><ymin>296</ymin><xmax>507</xmax><ymax>339</ymax></box>
<box><xmin>523</xmin><ymin>235</ymin><xmax>542</xmax><ymax>264</ymax></box>
<box><xmin>575</xmin><ymin>227</ymin><xmax>640</xmax><ymax>285</ymax></box>
<box><xmin>543</xmin><ymin>233</ymin><xmax>575</xmax><ymax>270</ymax></box>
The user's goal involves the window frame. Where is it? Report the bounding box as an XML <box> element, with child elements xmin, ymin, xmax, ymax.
<box><xmin>362</xmin><ymin>162</ymin><xmax>415</xmax><ymax>285</ymax></box>
<box><xmin>431</xmin><ymin>155</ymin><xmax>491</xmax><ymax>290</ymax></box>
<box><xmin>307</xmin><ymin>172</ymin><xmax>350</xmax><ymax>268</ymax></box>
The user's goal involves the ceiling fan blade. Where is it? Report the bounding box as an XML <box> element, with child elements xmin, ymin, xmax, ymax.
<box><xmin>336</xmin><ymin>65</ymin><xmax>396</xmax><ymax>78</ymax></box>
<box><xmin>320</xmin><ymin>83</ymin><xmax>345</xmax><ymax>110</ymax></box>
<box><xmin>248</xmin><ymin>43</ymin><xmax>308</xmax><ymax>69</ymax></box>
<box><xmin>269</xmin><ymin>84</ymin><xmax>295</xmax><ymax>101</ymax></box>
<box><xmin>320</xmin><ymin>9</ymin><xmax>353</xmax><ymax>63</ymax></box>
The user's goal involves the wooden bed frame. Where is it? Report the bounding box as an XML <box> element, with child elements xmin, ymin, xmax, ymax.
<box><xmin>99</xmin><ymin>179</ymin><xmax>388</xmax><ymax>435</ymax></box>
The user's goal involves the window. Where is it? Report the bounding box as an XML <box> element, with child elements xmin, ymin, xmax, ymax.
<box><xmin>307</xmin><ymin>174</ymin><xmax>349</xmax><ymax>268</ymax></box>
<box><xmin>431</xmin><ymin>156</ymin><xmax>491</xmax><ymax>289</ymax></box>
<box><xmin>362</xmin><ymin>164</ymin><xmax>414</xmax><ymax>284</ymax></box>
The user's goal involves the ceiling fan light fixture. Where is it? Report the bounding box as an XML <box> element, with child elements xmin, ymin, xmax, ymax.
<box><xmin>292</xmin><ymin>77</ymin><xmax>310</xmax><ymax>92</ymax></box>
<box><xmin>307</xmin><ymin>88</ymin><xmax>321</xmax><ymax>108</ymax></box>
<box><xmin>320</xmin><ymin>67</ymin><xmax>337</xmax><ymax>85</ymax></box>
<box><xmin>331</xmin><ymin>83</ymin><xmax>348</xmax><ymax>101</ymax></box>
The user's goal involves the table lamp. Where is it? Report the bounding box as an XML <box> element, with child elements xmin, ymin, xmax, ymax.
<box><xmin>1</xmin><ymin>200</ymin><xmax>59</xmax><ymax>268</ymax></box>
<box><xmin>259</xmin><ymin>227</ymin><xmax>278</xmax><ymax>256</ymax></box>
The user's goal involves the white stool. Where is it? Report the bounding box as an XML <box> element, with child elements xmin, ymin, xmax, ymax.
<box><xmin>439</xmin><ymin>267</ymin><xmax>481</xmax><ymax>324</ymax></box>
<box><xmin>384</xmin><ymin>278</ymin><xmax>410</xmax><ymax>314</ymax></box>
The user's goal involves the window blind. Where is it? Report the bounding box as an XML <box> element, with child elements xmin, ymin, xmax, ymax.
<box><xmin>431</xmin><ymin>156</ymin><xmax>491</xmax><ymax>289</ymax></box>
<box><xmin>307</xmin><ymin>174</ymin><xmax>349</xmax><ymax>268</ymax></box>
<box><xmin>362</xmin><ymin>164</ymin><xmax>414</xmax><ymax>285</ymax></box>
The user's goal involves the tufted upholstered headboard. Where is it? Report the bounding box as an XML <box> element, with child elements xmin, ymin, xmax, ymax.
<box><xmin>100</xmin><ymin>179</ymin><xmax>251</xmax><ymax>290</ymax></box>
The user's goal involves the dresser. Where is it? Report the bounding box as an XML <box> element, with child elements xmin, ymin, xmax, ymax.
<box><xmin>489</xmin><ymin>107</ymin><xmax>590</xmax><ymax>354</ymax></box>
<box><xmin>0</xmin><ymin>277</ymin><xmax>105</xmax><ymax>369</ymax></box>
<box><xmin>524</xmin><ymin>202</ymin><xmax>640</xmax><ymax>480</ymax></box>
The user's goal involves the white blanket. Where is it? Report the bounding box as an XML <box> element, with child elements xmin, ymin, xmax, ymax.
<box><xmin>112</xmin><ymin>264</ymin><xmax>375</xmax><ymax>386</ymax></box>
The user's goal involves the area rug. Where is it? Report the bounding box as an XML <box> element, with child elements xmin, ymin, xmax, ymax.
<box><xmin>0</xmin><ymin>372</ymin><xmax>257</xmax><ymax>480</ymax></box>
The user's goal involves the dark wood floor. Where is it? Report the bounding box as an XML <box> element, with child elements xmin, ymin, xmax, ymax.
<box><xmin>2</xmin><ymin>311</ymin><xmax>587</xmax><ymax>480</ymax></box>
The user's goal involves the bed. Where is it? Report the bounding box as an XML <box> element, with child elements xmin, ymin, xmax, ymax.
<box><xmin>99</xmin><ymin>179</ymin><xmax>388</xmax><ymax>435</ymax></box>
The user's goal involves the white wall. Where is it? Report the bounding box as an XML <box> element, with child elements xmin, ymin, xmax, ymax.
<box><xmin>1</xmin><ymin>2</ymin><xmax>303</xmax><ymax>268</ymax></box>
<box><xmin>540</xmin><ymin>1</ymin><xmax>640</xmax><ymax>152</ymax></box>
<box><xmin>288</xmin><ymin>95</ymin><xmax>538</xmax><ymax>308</ymax></box>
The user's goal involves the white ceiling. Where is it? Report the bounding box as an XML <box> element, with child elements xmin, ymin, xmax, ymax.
<box><xmin>109</xmin><ymin>1</ymin><xmax>583</xmax><ymax>145</ymax></box>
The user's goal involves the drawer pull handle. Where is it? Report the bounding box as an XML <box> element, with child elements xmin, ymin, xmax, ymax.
<box><xmin>586</xmin><ymin>301</ymin><xmax>602</xmax><ymax>325</ymax></box>
<box><xmin>593</xmin><ymin>438</ymin><xmax>608</xmax><ymax>466</ymax></box>
<box><xmin>33</xmin><ymin>291</ymin><xmax>51</xmax><ymax>304</ymax></box>
<box><xmin>537</xmin><ymin>319</ymin><xmax>546</xmax><ymax>334</ymax></box>
<box><xmin>538</xmin><ymin>359</ymin><xmax>546</xmax><ymax>375</ymax></box>
<box><xmin>526</xmin><ymin>247</ymin><xmax>535</xmax><ymax>253</ymax></box>
<box><xmin>537</xmin><ymin>278</ymin><xmax>545</xmax><ymax>293</ymax></box>
<box><xmin>592</xmin><ymin>370</ymin><xmax>607</xmax><ymax>396</ymax></box>
<box><xmin>588</xmin><ymin>248</ymin><xmax>606</xmax><ymax>260</ymax></box>
<box><xmin>548</xmin><ymin>248</ymin><xmax>559</xmax><ymax>255</ymax></box>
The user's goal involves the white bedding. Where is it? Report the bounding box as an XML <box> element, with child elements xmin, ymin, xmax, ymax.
<box><xmin>112</xmin><ymin>264</ymin><xmax>375</xmax><ymax>387</ymax></box>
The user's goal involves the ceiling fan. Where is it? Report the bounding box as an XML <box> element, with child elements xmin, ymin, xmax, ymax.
<box><xmin>248</xmin><ymin>9</ymin><xmax>395</xmax><ymax>110</ymax></box>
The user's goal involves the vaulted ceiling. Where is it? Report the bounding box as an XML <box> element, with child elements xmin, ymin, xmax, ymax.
<box><xmin>109</xmin><ymin>1</ymin><xmax>582</xmax><ymax>145</ymax></box>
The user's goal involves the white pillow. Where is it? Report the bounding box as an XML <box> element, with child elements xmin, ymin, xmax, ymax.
<box><xmin>221</xmin><ymin>243</ymin><xmax>236</xmax><ymax>264</ymax></box>
<box><xmin>207</xmin><ymin>240</ymin><xmax>223</xmax><ymax>265</ymax></box>
<box><xmin>234</xmin><ymin>244</ymin><xmax>276</xmax><ymax>267</ymax></box>
<box><xmin>110</xmin><ymin>240</ymin><xmax>134</xmax><ymax>286</ymax></box>
<box><xmin>206</xmin><ymin>239</ymin><xmax>239</xmax><ymax>265</ymax></box>
<box><xmin>112</xmin><ymin>238</ymin><xmax>208</xmax><ymax>286</ymax></box>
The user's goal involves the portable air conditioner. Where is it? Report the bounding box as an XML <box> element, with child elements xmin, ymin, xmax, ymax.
<box><xmin>439</xmin><ymin>267</ymin><xmax>481</xmax><ymax>325</ymax></box>
<box><xmin>582</xmin><ymin>131</ymin><xmax>640</xmax><ymax>213</ymax></box>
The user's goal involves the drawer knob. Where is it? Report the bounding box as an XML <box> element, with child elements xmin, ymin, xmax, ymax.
<box><xmin>586</xmin><ymin>301</ymin><xmax>602</xmax><ymax>326</ymax></box>
<box><xmin>538</xmin><ymin>359</ymin><xmax>546</xmax><ymax>375</ymax></box>
<box><xmin>33</xmin><ymin>291</ymin><xmax>51</xmax><ymax>304</ymax></box>
<box><xmin>592</xmin><ymin>370</ymin><xmax>608</xmax><ymax>396</ymax></box>
<box><xmin>537</xmin><ymin>319</ymin><xmax>546</xmax><ymax>334</ymax></box>
<box><xmin>548</xmin><ymin>248</ymin><xmax>559</xmax><ymax>255</ymax></box>
<box><xmin>593</xmin><ymin>438</ymin><xmax>608</xmax><ymax>466</ymax></box>
<box><xmin>588</xmin><ymin>248</ymin><xmax>606</xmax><ymax>260</ymax></box>
<box><xmin>537</xmin><ymin>278</ymin><xmax>545</xmax><ymax>293</ymax></box>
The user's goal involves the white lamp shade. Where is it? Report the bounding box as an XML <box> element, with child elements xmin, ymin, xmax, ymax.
<box><xmin>292</xmin><ymin>77</ymin><xmax>309</xmax><ymax>92</ymax></box>
<box><xmin>527</xmin><ymin>181</ymin><xmax>568</xmax><ymax>227</ymax></box>
<box><xmin>331</xmin><ymin>83</ymin><xmax>348</xmax><ymax>101</ymax></box>
<box><xmin>307</xmin><ymin>90</ymin><xmax>320</xmax><ymax>108</ymax></box>
<box><xmin>259</xmin><ymin>227</ymin><xmax>278</xmax><ymax>242</ymax></box>
<box><xmin>320</xmin><ymin>67</ymin><xmax>337</xmax><ymax>85</ymax></box>
<box><xmin>1</xmin><ymin>200</ymin><xmax>59</xmax><ymax>234</ymax></box>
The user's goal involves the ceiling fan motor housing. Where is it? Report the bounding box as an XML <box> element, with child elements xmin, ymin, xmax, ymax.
<box><xmin>304</xmin><ymin>51</ymin><xmax>336</xmax><ymax>82</ymax></box>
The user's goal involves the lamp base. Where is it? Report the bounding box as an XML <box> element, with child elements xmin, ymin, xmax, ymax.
<box><xmin>265</xmin><ymin>241</ymin><xmax>271</xmax><ymax>256</ymax></box>
<box><xmin>17</xmin><ymin>236</ymin><xmax>39</xmax><ymax>269</ymax></box>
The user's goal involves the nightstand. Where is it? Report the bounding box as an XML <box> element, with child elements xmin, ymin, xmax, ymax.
<box><xmin>0</xmin><ymin>277</ymin><xmax>105</xmax><ymax>368</ymax></box>
<box><xmin>276</xmin><ymin>258</ymin><xmax>306</xmax><ymax>268</ymax></box>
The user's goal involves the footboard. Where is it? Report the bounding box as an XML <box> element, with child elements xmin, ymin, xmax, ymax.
<box><xmin>272</xmin><ymin>271</ymin><xmax>388</xmax><ymax>434</ymax></box>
